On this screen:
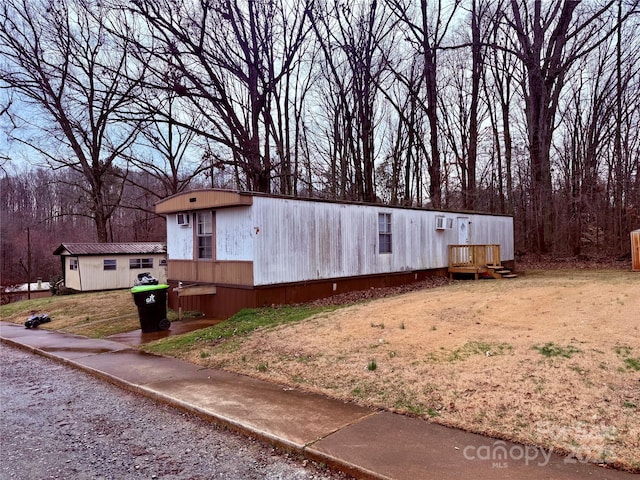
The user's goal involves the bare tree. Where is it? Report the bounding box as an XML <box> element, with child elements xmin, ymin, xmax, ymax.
<box><xmin>129</xmin><ymin>0</ymin><xmax>313</xmax><ymax>194</ymax></box>
<box><xmin>127</xmin><ymin>89</ymin><xmax>207</xmax><ymax>197</ymax></box>
<box><xmin>610</xmin><ymin>0</ymin><xmax>640</xmax><ymax>254</ymax></box>
<box><xmin>499</xmin><ymin>0</ymin><xmax>629</xmax><ymax>253</ymax></box>
<box><xmin>309</xmin><ymin>0</ymin><xmax>397</xmax><ymax>202</ymax></box>
<box><xmin>0</xmin><ymin>0</ymin><xmax>146</xmax><ymax>242</ymax></box>
<box><xmin>0</xmin><ymin>94</ymin><xmax>13</xmax><ymax>168</ymax></box>
<box><xmin>464</xmin><ymin>0</ymin><xmax>490</xmax><ymax>210</ymax></box>
<box><xmin>484</xmin><ymin>2</ymin><xmax>519</xmax><ymax>215</ymax></box>
<box><xmin>377</xmin><ymin>57</ymin><xmax>429</xmax><ymax>206</ymax></box>
<box><xmin>385</xmin><ymin>0</ymin><xmax>462</xmax><ymax>209</ymax></box>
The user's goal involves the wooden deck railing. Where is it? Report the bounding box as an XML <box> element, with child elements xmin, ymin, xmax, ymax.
<box><xmin>448</xmin><ymin>244</ymin><xmax>501</xmax><ymax>279</ymax></box>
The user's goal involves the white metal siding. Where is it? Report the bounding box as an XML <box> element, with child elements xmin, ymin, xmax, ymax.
<box><xmin>249</xmin><ymin>197</ymin><xmax>514</xmax><ymax>286</ymax></box>
<box><xmin>216</xmin><ymin>207</ymin><xmax>253</xmax><ymax>261</ymax></box>
<box><xmin>468</xmin><ymin>214</ymin><xmax>514</xmax><ymax>261</ymax></box>
<box><xmin>167</xmin><ymin>213</ymin><xmax>194</xmax><ymax>260</ymax></box>
<box><xmin>168</xmin><ymin>209</ymin><xmax>255</xmax><ymax>262</ymax></box>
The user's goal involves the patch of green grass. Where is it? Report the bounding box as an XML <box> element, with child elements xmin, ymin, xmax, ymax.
<box><xmin>392</xmin><ymin>389</ymin><xmax>429</xmax><ymax>417</ymax></box>
<box><xmin>624</xmin><ymin>357</ymin><xmax>640</xmax><ymax>371</ymax></box>
<box><xmin>294</xmin><ymin>354</ymin><xmax>316</xmax><ymax>363</ymax></box>
<box><xmin>532</xmin><ymin>342</ymin><xmax>581</xmax><ymax>359</ymax></box>
<box><xmin>448</xmin><ymin>341</ymin><xmax>513</xmax><ymax>362</ymax></box>
<box><xmin>350</xmin><ymin>383</ymin><xmax>377</xmax><ymax>399</ymax></box>
<box><xmin>142</xmin><ymin>304</ymin><xmax>338</xmax><ymax>354</ymax></box>
<box><xmin>367</xmin><ymin>359</ymin><xmax>378</xmax><ymax>371</ymax></box>
<box><xmin>256</xmin><ymin>363</ymin><xmax>268</xmax><ymax>372</ymax></box>
<box><xmin>614</xmin><ymin>345</ymin><xmax>640</xmax><ymax>371</ymax></box>
<box><xmin>394</xmin><ymin>398</ymin><xmax>426</xmax><ymax>416</ymax></box>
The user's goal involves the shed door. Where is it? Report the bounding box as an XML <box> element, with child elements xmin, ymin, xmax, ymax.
<box><xmin>632</xmin><ymin>231</ymin><xmax>640</xmax><ymax>271</ymax></box>
<box><xmin>457</xmin><ymin>217</ymin><xmax>470</xmax><ymax>245</ymax></box>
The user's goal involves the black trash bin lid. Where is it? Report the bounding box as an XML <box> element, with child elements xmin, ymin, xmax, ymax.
<box><xmin>130</xmin><ymin>284</ymin><xmax>170</xmax><ymax>294</ymax></box>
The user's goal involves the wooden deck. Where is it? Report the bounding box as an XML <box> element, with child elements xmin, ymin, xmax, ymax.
<box><xmin>448</xmin><ymin>244</ymin><xmax>516</xmax><ymax>280</ymax></box>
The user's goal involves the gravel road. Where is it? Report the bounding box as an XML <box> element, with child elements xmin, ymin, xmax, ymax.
<box><xmin>0</xmin><ymin>344</ymin><xmax>351</xmax><ymax>480</ymax></box>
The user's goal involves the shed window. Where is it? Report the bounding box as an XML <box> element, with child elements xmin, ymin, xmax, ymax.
<box><xmin>197</xmin><ymin>211</ymin><xmax>213</xmax><ymax>259</ymax></box>
<box><xmin>129</xmin><ymin>258</ymin><xmax>153</xmax><ymax>269</ymax></box>
<box><xmin>103</xmin><ymin>259</ymin><xmax>117</xmax><ymax>271</ymax></box>
<box><xmin>378</xmin><ymin>213</ymin><xmax>392</xmax><ymax>254</ymax></box>
<box><xmin>69</xmin><ymin>258</ymin><xmax>78</xmax><ymax>271</ymax></box>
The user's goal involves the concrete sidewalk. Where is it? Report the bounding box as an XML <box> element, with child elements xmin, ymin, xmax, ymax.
<box><xmin>0</xmin><ymin>320</ymin><xmax>635</xmax><ymax>480</ymax></box>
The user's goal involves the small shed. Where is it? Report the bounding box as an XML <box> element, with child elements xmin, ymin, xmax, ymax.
<box><xmin>53</xmin><ymin>243</ymin><xmax>167</xmax><ymax>292</ymax></box>
<box><xmin>632</xmin><ymin>230</ymin><xmax>640</xmax><ymax>272</ymax></box>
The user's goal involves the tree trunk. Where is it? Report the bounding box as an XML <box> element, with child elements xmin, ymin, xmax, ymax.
<box><xmin>421</xmin><ymin>0</ymin><xmax>441</xmax><ymax>208</ymax></box>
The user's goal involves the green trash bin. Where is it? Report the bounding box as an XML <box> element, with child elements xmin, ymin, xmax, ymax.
<box><xmin>131</xmin><ymin>284</ymin><xmax>171</xmax><ymax>333</ymax></box>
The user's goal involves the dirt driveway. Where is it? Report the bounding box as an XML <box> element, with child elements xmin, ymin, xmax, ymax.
<box><xmin>187</xmin><ymin>269</ymin><xmax>640</xmax><ymax>472</ymax></box>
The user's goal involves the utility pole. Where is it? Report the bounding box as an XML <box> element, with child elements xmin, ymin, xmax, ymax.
<box><xmin>27</xmin><ymin>227</ymin><xmax>31</xmax><ymax>300</ymax></box>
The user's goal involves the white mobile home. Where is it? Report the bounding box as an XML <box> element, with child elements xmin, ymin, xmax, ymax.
<box><xmin>156</xmin><ymin>190</ymin><xmax>515</xmax><ymax>318</ymax></box>
<box><xmin>54</xmin><ymin>243</ymin><xmax>167</xmax><ymax>292</ymax></box>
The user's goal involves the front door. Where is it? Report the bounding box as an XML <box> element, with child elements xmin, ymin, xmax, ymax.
<box><xmin>457</xmin><ymin>217</ymin><xmax>470</xmax><ymax>245</ymax></box>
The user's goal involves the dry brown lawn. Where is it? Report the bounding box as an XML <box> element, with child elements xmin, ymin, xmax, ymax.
<box><xmin>0</xmin><ymin>290</ymin><xmax>140</xmax><ymax>337</ymax></box>
<box><xmin>187</xmin><ymin>269</ymin><xmax>640</xmax><ymax>472</ymax></box>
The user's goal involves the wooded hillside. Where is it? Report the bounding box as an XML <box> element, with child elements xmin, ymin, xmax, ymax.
<box><xmin>1</xmin><ymin>0</ymin><xmax>639</xmax><ymax>286</ymax></box>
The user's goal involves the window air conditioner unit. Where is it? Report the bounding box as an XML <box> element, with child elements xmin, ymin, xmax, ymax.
<box><xmin>435</xmin><ymin>216</ymin><xmax>454</xmax><ymax>230</ymax></box>
<box><xmin>177</xmin><ymin>213</ymin><xmax>190</xmax><ymax>226</ymax></box>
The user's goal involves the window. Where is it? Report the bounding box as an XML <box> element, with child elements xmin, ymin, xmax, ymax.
<box><xmin>69</xmin><ymin>258</ymin><xmax>78</xmax><ymax>271</ymax></box>
<box><xmin>129</xmin><ymin>258</ymin><xmax>153</xmax><ymax>269</ymax></box>
<box><xmin>177</xmin><ymin>212</ymin><xmax>190</xmax><ymax>226</ymax></box>
<box><xmin>378</xmin><ymin>213</ymin><xmax>392</xmax><ymax>254</ymax></box>
<box><xmin>103</xmin><ymin>259</ymin><xmax>117</xmax><ymax>271</ymax></box>
<box><xmin>197</xmin><ymin>211</ymin><xmax>213</xmax><ymax>259</ymax></box>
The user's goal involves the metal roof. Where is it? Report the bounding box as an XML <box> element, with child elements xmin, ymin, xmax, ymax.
<box><xmin>53</xmin><ymin>243</ymin><xmax>166</xmax><ymax>256</ymax></box>
<box><xmin>3</xmin><ymin>282</ymin><xmax>52</xmax><ymax>293</ymax></box>
<box><xmin>155</xmin><ymin>188</ymin><xmax>513</xmax><ymax>218</ymax></box>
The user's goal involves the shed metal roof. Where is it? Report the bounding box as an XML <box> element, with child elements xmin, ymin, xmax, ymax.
<box><xmin>53</xmin><ymin>243</ymin><xmax>166</xmax><ymax>256</ymax></box>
